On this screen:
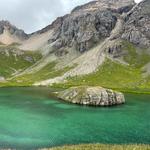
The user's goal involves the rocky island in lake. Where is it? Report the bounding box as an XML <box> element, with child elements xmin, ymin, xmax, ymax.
<box><xmin>0</xmin><ymin>0</ymin><xmax>149</xmax><ymax>149</ymax></box>
<box><xmin>57</xmin><ymin>86</ymin><xmax>125</xmax><ymax>106</ymax></box>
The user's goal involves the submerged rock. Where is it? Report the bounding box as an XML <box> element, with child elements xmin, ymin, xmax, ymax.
<box><xmin>57</xmin><ymin>86</ymin><xmax>125</xmax><ymax>106</ymax></box>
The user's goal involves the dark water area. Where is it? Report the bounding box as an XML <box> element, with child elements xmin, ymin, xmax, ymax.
<box><xmin>0</xmin><ymin>87</ymin><xmax>149</xmax><ymax>149</ymax></box>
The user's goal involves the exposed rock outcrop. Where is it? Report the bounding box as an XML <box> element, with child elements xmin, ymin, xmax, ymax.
<box><xmin>57</xmin><ymin>86</ymin><xmax>125</xmax><ymax>106</ymax></box>
<box><xmin>122</xmin><ymin>0</ymin><xmax>150</xmax><ymax>47</ymax></box>
<box><xmin>49</xmin><ymin>10</ymin><xmax>117</xmax><ymax>53</ymax></box>
<box><xmin>1</xmin><ymin>0</ymin><xmax>149</xmax><ymax>52</ymax></box>
<box><xmin>48</xmin><ymin>0</ymin><xmax>135</xmax><ymax>53</ymax></box>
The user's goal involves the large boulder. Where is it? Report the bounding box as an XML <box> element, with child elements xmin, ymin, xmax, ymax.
<box><xmin>57</xmin><ymin>86</ymin><xmax>125</xmax><ymax>106</ymax></box>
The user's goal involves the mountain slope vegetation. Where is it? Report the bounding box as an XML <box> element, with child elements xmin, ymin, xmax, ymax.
<box><xmin>0</xmin><ymin>44</ymin><xmax>41</xmax><ymax>79</ymax></box>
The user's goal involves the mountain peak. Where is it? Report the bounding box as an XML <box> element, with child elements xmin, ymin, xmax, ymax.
<box><xmin>0</xmin><ymin>20</ymin><xmax>28</xmax><ymax>45</ymax></box>
<box><xmin>0</xmin><ymin>20</ymin><xmax>13</xmax><ymax>27</ymax></box>
<box><xmin>72</xmin><ymin>0</ymin><xmax>135</xmax><ymax>14</ymax></box>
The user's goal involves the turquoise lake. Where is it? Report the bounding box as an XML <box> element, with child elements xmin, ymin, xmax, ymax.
<box><xmin>0</xmin><ymin>87</ymin><xmax>149</xmax><ymax>149</ymax></box>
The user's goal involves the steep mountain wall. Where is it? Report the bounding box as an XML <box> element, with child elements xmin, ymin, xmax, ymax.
<box><xmin>122</xmin><ymin>0</ymin><xmax>150</xmax><ymax>47</ymax></box>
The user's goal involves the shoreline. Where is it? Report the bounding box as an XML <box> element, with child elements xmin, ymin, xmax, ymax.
<box><xmin>43</xmin><ymin>144</ymin><xmax>150</xmax><ymax>150</ymax></box>
<box><xmin>0</xmin><ymin>144</ymin><xmax>149</xmax><ymax>150</ymax></box>
<box><xmin>39</xmin><ymin>143</ymin><xmax>150</xmax><ymax>150</ymax></box>
<box><xmin>0</xmin><ymin>84</ymin><xmax>150</xmax><ymax>95</ymax></box>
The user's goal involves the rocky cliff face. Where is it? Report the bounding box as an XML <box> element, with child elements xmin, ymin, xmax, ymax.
<box><xmin>1</xmin><ymin>0</ymin><xmax>149</xmax><ymax>52</ymax></box>
<box><xmin>47</xmin><ymin>0</ymin><xmax>135</xmax><ymax>53</ymax></box>
<box><xmin>0</xmin><ymin>0</ymin><xmax>149</xmax><ymax>51</ymax></box>
<box><xmin>44</xmin><ymin>0</ymin><xmax>150</xmax><ymax>57</ymax></box>
<box><xmin>122</xmin><ymin>0</ymin><xmax>150</xmax><ymax>47</ymax></box>
<box><xmin>57</xmin><ymin>86</ymin><xmax>125</xmax><ymax>106</ymax></box>
<box><xmin>50</xmin><ymin>10</ymin><xmax>117</xmax><ymax>53</ymax></box>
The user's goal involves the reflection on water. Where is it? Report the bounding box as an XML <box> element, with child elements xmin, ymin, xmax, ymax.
<box><xmin>0</xmin><ymin>87</ymin><xmax>149</xmax><ymax>149</ymax></box>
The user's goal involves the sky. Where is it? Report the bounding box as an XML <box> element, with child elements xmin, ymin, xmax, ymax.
<box><xmin>0</xmin><ymin>0</ymin><xmax>143</xmax><ymax>33</ymax></box>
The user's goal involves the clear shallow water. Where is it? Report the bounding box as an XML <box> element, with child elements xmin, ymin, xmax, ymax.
<box><xmin>0</xmin><ymin>87</ymin><xmax>149</xmax><ymax>149</ymax></box>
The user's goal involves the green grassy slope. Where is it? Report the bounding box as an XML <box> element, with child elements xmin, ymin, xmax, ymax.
<box><xmin>0</xmin><ymin>41</ymin><xmax>150</xmax><ymax>92</ymax></box>
<box><xmin>53</xmin><ymin>59</ymin><xmax>149</xmax><ymax>92</ymax></box>
<box><xmin>122</xmin><ymin>41</ymin><xmax>150</xmax><ymax>68</ymax></box>
<box><xmin>0</xmin><ymin>45</ymin><xmax>42</xmax><ymax>78</ymax></box>
<box><xmin>10</xmin><ymin>62</ymin><xmax>74</xmax><ymax>86</ymax></box>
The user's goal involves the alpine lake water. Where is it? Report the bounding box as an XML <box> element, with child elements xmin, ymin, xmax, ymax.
<box><xmin>0</xmin><ymin>87</ymin><xmax>149</xmax><ymax>149</ymax></box>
